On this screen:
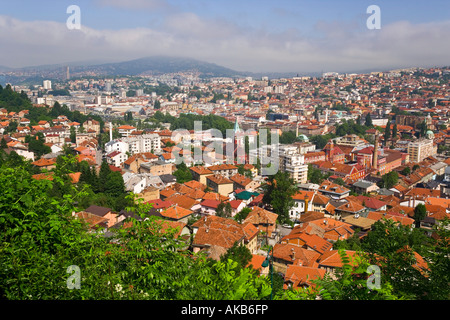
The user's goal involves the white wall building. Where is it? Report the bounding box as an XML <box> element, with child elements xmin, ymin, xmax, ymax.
<box><xmin>43</xmin><ymin>80</ymin><xmax>52</xmax><ymax>90</ymax></box>
<box><xmin>122</xmin><ymin>133</ymin><xmax>162</xmax><ymax>155</ymax></box>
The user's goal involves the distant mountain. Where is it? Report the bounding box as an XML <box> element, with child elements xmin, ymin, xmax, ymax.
<box><xmin>70</xmin><ymin>56</ymin><xmax>246</xmax><ymax>78</ymax></box>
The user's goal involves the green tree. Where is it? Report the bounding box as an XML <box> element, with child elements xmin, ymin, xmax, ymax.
<box><xmin>216</xmin><ymin>202</ymin><xmax>232</xmax><ymax>218</ymax></box>
<box><xmin>98</xmin><ymin>161</ymin><xmax>112</xmax><ymax>193</ymax></box>
<box><xmin>384</xmin><ymin>120</ymin><xmax>391</xmax><ymax>144</ymax></box>
<box><xmin>220</xmin><ymin>242</ymin><xmax>252</xmax><ymax>272</ymax></box>
<box><xmin>413</xmin><ymin>203</ymin><xmax>427</xmax><ymax>228</ymax></box>
<box><xmin>70</xmin><ymin>126</ymin><xmax>77</xmax><ymax>143</ymax></box>
<box><xmin>0</xmin><ymin>161</ymin><xmax>272</xmax><ymax>300</ymax></box>
<box><xmin>365</xmin><ymin>113</ymin><xmax>373</xmax><ymax>127</ymax></box>
<box><xmin>400</xmin><ymin>167</ymin><xmax>411</xmax><ymax>176</ymax></box>
<box><xmin>234</xmin><ymin>207</ymin><xmax>252</xmax><ymax>223</ymax></box>
<box><xmin>280</xmin><ymin>249</ymin><xmax>400</xmax><ymax>300</ymax></box>
<box><xmin>392</xmin><ymin>122</ymin><xmax>398</xmax><ymax>139</ymax></box>
<box><xmin>378</xmin><ymin>171</ymin><xmax>398</xmax><ymax>189</ymax></box>
<box><xmin>173</xmin><ymin>162</ymin><xmax>192</xmax><ymax>184</ymax></box>
<box><xmin>25</xmin><ymin>133</ymin><xmax>51</xmax><ymax>158</ymax></box>
<box><xmin>261</xmin><ymin>171</ymin><xmax>296</xmax><ymax>224</ymax></box>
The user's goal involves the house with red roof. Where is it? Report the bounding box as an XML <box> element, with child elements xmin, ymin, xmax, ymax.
<box><xmin>284</xmin><ymin>265</ymin><xmax>326</xmax><ymax>290</ymax></box>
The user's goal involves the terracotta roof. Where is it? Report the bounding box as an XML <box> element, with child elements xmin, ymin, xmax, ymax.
<box><xmin>31</xmin><ymin>171</ymin><xmax>81</xmax><ymax>184</ymax></box>
<box><xmin>190</xmin><ymin>166</ymin><xmax>213</xmax><ymax>175</ymax></box>
<box><xmin>244</xmin><ymin>206</ymin><xmax>278</xmax><ymax>225</ymax></box>
<box><xmin>202</xmin><ymin>192</ymin><xmax>228</xmax><ymax>202</ymax></box>
<box><xmin>183</xmin><ymin>188</ymin><xmax>206</xmax><ymax>200</ymax></box>
<box><xmin>200</xmin><ymin>199</ymin><xmax>222</xmax><ymax>209</ymax></box>
<box><xmin>207</xmin><ymin>164</ymin><xmax>238</xmax><ymax>171</ymax></box>
<box><xmin>317</xmin><ymin>250</ymin><xmax>359</xmax><ymax>268</ymax></box>
<box><xmin>153</xmin><ymin>219</ymin><xmax>187</xmax><ymax>239</ymax></box>
<box><xmin>281</xmin><ymin>232</ymin><xmax>333</xmax><ymax>254</ymax></box>
<box><xmin>146</xmin><ymin>198</ymin><xmax>174</xmax><ymax>210</ymax></box>
<box><xmin>307</xmin><ymin>218</ymin><xmax>355</xmax><ymax>242</ymax></box>
<box><xmin>117</xmin><ymin>125</ymin><xmax>136</xmax><ymax>130</ymax></box>
<box><xmin>31</xmin><ymin>158</ymin><xmax>56</xmax><ymax>167</ymax></box>
<box><xmin>85</xmin><ymin>205</ymin><xmax>112</xmax><ymax>217</ymax></box>
<box><xmin>192</xmin><ymin>215</ymin><xmax>245</xmax><ymax>250</ymax></box>
<box><xmin>335</xmin><ymin>200</ymin><xmax>366</xmax><ymax>214</ymax></box>
<box><xmin>272</xmin><ymin>243</ymin><xmax>321</xmax><ymax>267</ymax></box>
<box><xmin>165</xmin><ymin>193</ymin><xmax>198</xmax><ymax>210</ymax></box>
<box><xmin>160</xmin><ymin>205</ymin><xmax>193</xmax><ymax>220</ymax></box>
<box><xmin>206</xmin><ymin>174</ymin><xmax>233</xmax><ymax>185</ymax></box>
<box><xmin>405</xmin><ymin>188</ymin><xmax>440</xmax><ymax>200</ymax></box>
<box><xmin>355</xmin><ymin>195</ymin><xmax>387</xmax><ymax>210</ymax></box>
<box><xmin>284</xmin><ymin>265</ymin><xmax>326</xmax><ymax>289</ymax></box>
<box><xmin>74</xmin><ymin>211</ymin><xmax>109</xmax><ymax>229</ymax></box>
<box><xmin>242</xmin><ymin>222</ymin><xmax>259</xmax><ymax>241</ymax></box>
<box><xmin>247</xmin><ymin>254</ymin><xmax>266</xmax><ymax>271</ymax></box>
<box><xmin>230</xmin><ymin>173</ymin><xmax>253</xmax><ymax>187</ymax></box>
<box><xmin>183</xmin><ymin>180</ymin><xmax>207</xmax><ymax>191</ymax></box>
<box><xmin>292</xmin><ymin>190</ymin><xmax>315</xmax><ymax>201</ymax></box>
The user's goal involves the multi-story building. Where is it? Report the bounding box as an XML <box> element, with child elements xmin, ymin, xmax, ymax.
<box><xmin>279</xmin><ymin>145</ymin><xmax>308</xmax><ymax>184</ymax></box>
<box><xmin>206</xmin><ymin>164</ymin><xmax>238</xmax><ymax>179</ymax></box>
<box><xmin>83</xmin><ymin>118</ymin><xmax>101</xmax><ymax>135</ymax></box>
<box><xmin>407</xmin><ymin>139</ymin><xmax>437</xmax><ymax>163</ymax></box>
<box><xmin>122</xmin><ymin>133</ymin><xmax>162</xmax><ymax>155</ymax></box>
<box><xmin>206</xmin><ymin>174</ymin><xmax>234</xmax><ymax>196</ymax></box>
<box><xmin>334</xmin><ymin>134</ymin><xmax>367</xmax><ymax>147</ymax></box>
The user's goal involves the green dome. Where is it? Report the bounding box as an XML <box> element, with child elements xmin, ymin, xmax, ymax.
<box><xmin>297</xmin><ymin>134</ymin><xmax>309</xmax><ymax>142</ymax></box>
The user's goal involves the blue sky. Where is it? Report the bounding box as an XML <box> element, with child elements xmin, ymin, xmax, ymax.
<box><xmin>0</xmin><ymin>0</ymin><xmax>449</xmax><ymax>72</ymax></box>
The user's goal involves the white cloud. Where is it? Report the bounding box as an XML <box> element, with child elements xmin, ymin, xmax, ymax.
<box><xmin>0</xmin><ymin>13</ymin><xmax>448</xmax><ymax>73</ymax></box>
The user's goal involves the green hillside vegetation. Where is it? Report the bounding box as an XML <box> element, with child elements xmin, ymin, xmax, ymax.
<box><xmin>0</xmin><ymin>84</ymin><xmax>103</xmax><ymax>129</ymax></box>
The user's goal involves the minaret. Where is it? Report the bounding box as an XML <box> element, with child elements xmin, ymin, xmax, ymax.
<box><xmin>109</xmin><ymin>122</ymin><xmax>113</xmax><ymax>142</ymax></box>
<box><xmin>372</xmin><ymin>130</ymin><xmax>379</xmax><ymax>170</ymax></box>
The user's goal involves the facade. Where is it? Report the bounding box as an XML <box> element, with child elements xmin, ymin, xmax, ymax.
<box><xmin>279</xmin><ymin>145</ymin><xmax>308</xmax><ymax>184</ymax></box>
<box><xmin>122</xmin><ymin>134</ymin><xmax>162</xmax><ymax>155</ymax></box>
<box><xmin>207</xmin><ymin>164</ymin><xmax>238</xmax><ymax>179</ymax></box>
<box><xmin>190</xmin><ymin>166</ymin><xmax>214</xmax><ymax>185</ymax></box>
<box><xmin>83</xmin><ymin>119</ymin><xmax>100</xmax><ymax>135</ymax></box>
<box><xmin>407</xmin><ymin>139</ymin><xmax>437</xmax><ymax>163</ymax></box>
<box><xmin>206</xmin><ymin>174</ymin><xmax>234</xmax><ymax>196</ymax></box>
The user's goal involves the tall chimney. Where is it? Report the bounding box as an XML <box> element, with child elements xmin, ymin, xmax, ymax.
<box><xmin>372</xmin><ymin>130</ymin><xmax>379</xmax><ymax>170</ymax></box>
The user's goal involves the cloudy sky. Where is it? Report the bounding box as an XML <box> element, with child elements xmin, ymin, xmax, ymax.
<box><xmin>0</xmin><ymin>0</ymin><xmax>449</xmax><ymax>73</ymax></box>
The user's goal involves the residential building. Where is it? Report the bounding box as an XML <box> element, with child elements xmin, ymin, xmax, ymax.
<box><xmin>206</xmin><ymin>164</ymin><xmax>238</xmax><ymax>179</ymax></box>
<box><xmin>279</xmin><ymin>145</ymin><xmax>308</xmax><ymax>184</ymax></box>
<box><xmin>122</xmin><ymin>134</ymin><xmax>162</xmax><ymax>155</ymax></box>
<box><xmin>407</xmin><ymin>139</ymin><xmax>437</xmax><ymax>163</ymax></box>
<box><xmin>206</xmin><ymin>174</ymin><xmax>234</xmax><ymax>196</ymax></box>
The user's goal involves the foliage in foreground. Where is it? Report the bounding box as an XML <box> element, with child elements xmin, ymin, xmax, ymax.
<box><xmin>1</xmin><ymin>155</ymin><xmax>445</xmax><ymax>300</ymax></box>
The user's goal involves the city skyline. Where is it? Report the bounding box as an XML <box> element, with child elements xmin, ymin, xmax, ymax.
<box><xmin>0</xmin><ymin>0</ymin><xmax>449</xmax><ymax>73</ymax></box>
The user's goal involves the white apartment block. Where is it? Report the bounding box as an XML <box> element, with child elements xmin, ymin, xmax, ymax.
<box><xmin>122</xmin><ymin>134</ymin><xmax>162</xmax><ymax>155</ymax></box>
<box><xmin>43</xmin><ymin>80</ymin><xmax>52</xmax><ymax>90</ymax></box>
<box><xmin>278</xmin><ymin>145</ymin><xmax>308</xmax><ymax>184</ymax></box>
<box><xmin>106</xmin><ymin>151</ymin><xmax>128</xmax><ymax>168</ymax></box>
<box><xmin>407</xmin><ymin>139</ymin><xmax>437</xmax><ymax>163</ymax></box>
<box><xmin>105</xmin><ymin>140</ymin><xmax>129</xmax><ymax>154</ymax></box>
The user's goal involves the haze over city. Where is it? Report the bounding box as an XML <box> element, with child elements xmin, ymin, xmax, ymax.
<box><xmin>1</xmin><ymin>0</ymin><xmax>449</xmax><ymax>73</ymax></box>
